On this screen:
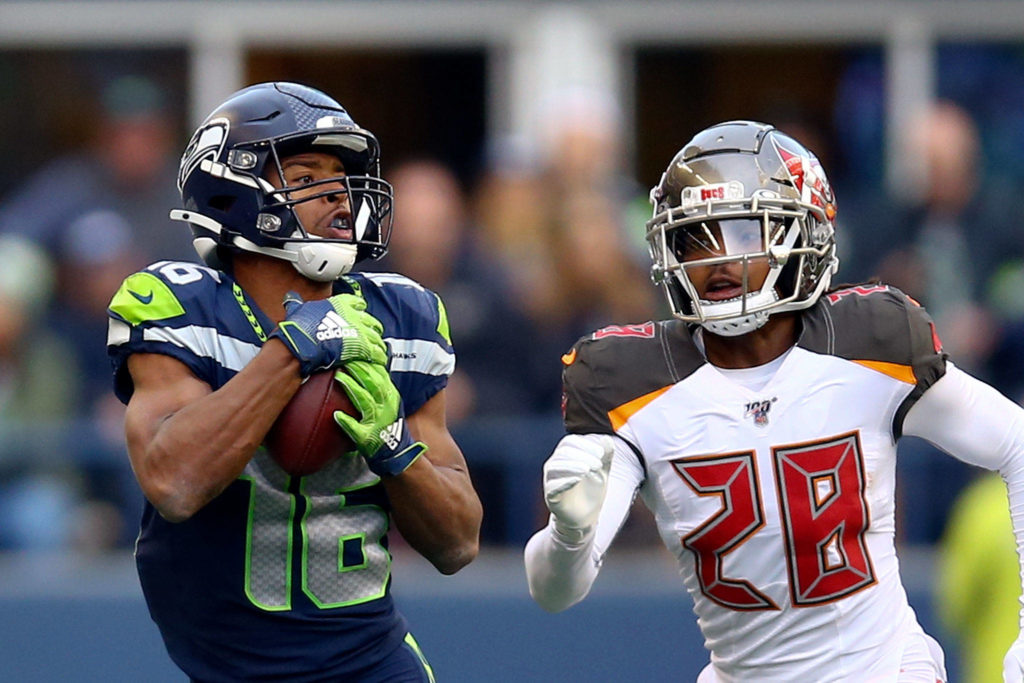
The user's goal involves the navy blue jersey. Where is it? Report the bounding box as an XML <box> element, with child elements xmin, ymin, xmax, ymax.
<box><xmin>107</xmin><ymin>261</ymin><xmax>454</xmax><ymax>682</ymax></box>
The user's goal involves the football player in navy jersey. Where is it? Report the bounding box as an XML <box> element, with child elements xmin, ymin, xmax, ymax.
<box><xmin>524</xmin><ymin>121</ymin><xmax>1024</xmax><ymax>682</ymax></box>
<box><xmin>106</xmin><ymin>82</ymin><xmax>481</xmax><ymax>682</ymax></box>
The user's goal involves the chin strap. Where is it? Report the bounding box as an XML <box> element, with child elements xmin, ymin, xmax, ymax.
<box><xmin>697</xmin><ymin>287</ymin><xmax>780</xmax><ymax>337</ymax></box>
<box><xmin>170</xmin><ymin>209</ymin><xmax>356</xmax><ymax>282</ymax></box>
<box><xmin>284</xmin><ymin>241</ymin><xmax>357</xmax><ymax>282</ymax></box>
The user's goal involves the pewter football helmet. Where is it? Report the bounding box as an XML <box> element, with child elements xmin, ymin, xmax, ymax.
<box><xmin>647</xmin><ymin>120</ymin><xmax>838</xmax><ymax>336</ymax></box>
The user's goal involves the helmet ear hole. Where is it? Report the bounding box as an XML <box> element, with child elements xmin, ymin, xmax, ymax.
<box><xmin>209</xmin><ymin>196</ymin><xmax>235</xmax><ymax>212</ymax></box>
<box><xmin>777</xmin><ymin>259</ymin><xmax>799</xmax><ymax>296</ymax></box>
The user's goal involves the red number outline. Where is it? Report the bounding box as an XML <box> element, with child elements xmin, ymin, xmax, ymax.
<box><xmin>772</xmin><ymin>432</ymin><xmax>876</xmax><ymax>606</ymax></box>
<box><xmin>674</xmin><ymin>452</ymin><xmax>779</xmax><ymax>611</ymax></box>
<box><xmin>825</xmin><ymin>284</ymin><xmax>888</xmax><ymax>304</ymax></box>
<box><xmin>674</xmin><ymin>432</ymin><xmax>876</xmax><ymax>611</ymax></box>
<box><xmin>593</xmin><ymin>322</ymin><xmax>655</xmax><ymax>339</ymax></box>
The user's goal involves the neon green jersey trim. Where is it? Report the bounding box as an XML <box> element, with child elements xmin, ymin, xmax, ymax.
<box><xmin>404</xmin><ymin>632</ymin><xmax>436</xmax><ymax>683</ymax></box>
<box><xmin>342</xmin><ymin>275</ymin><xmax>363</xmax><ymax>298</ymax></box>
<box><xmin>109</xmin><ymin>272</ymin><xmax>185</xmax><ymax>325</ymax></box>
<box><xmin>435</xmin><ymin>294</ymin><xmax>451</xmax><ymax>345</ymax></box>
<box><xmin>233</xmin><ymin>283</ymin><xmax>267</xmax><ymax>341</ymax></box>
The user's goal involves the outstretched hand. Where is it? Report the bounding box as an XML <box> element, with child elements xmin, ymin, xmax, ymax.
<box><xmin>269</xmin><ymin>292</ymin><xmax>387</xmax><ymax>376</ymax></box>
<box><xmin>542</xmin><ymin>433</ymin><xmax>615</xmax><ymax>541</ymax></box>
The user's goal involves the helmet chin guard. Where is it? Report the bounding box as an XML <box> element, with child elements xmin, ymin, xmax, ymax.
<box><xmin>698</xmin><ymin>288</ymin><xmax>779</xmax><ymax>337</ymax></box>
<box><xmin>172</xmin><ymin>209</ymin><xmax>357</xmax><ymax>281</ymax></box>
<box><xmin>284</xmin><ymin>240</ymin><xmax>357</xmax><ymax>281</ymax></box>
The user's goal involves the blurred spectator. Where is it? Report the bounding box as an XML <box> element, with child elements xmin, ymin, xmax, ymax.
<box><xmin>474</xmin><ymin>95</ymin><xmax>662</xmax><ymax>546</ymax></box>
<box><xmin>375</xmin><ymin>158</ymin><xmax>540</xmax><ymax>419</ymax></box>
<box><xmin>0</xmin><ymin>74</ymin><xmax>190</xmax><ymax>265</ymax></box>
<box><xmin>53</xmin><ymin>209</ymin><xmax>142</xmax><ymax>420</ymax></box>
<box><xmin>0</xmin><ymin>228</ymin><xmax>135</xmax><ymax>553</ymax></box>
<box><xmin>476</xmin><ymin>90</ymin><xmax>660</xmax><ymax>414</ymax></box>
<box><xmin>0</xmin><ymin>235</ymin><xmax>70</xmax><ymax>419</ymax></box>
<box><xmin>871</xmin><ymin>103</ymin><xmax>1008</xmax><ymax>545</ymax></box>
<box><xmin>874</xmin><ymin>101</ymin><xmax>1017</xmax><ymax>374</ymax></box>
<box><xmin>937</xmin><ymin>472</ymin><xmax>1020</xmax><ymax>683</ymax></box>
<box><xmin>0</xmin><ymin>75</ymin><xmax>183</xmax><ymax>552</ymax></box>
<box><xmin>51</xmin><ymin>209</ymin><xmax>142</xmax><ymax>550</ymax></box>
<box><xmin>0</xmin><ymin>235</ymin><xmax>83</xmax><ymax>550</ymax></box>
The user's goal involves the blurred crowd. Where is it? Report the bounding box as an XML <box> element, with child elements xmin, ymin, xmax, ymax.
<box><xmin>2</xmin><ymin>60</ymin><xmax>1024</xmax><ymax>576</ymax></box>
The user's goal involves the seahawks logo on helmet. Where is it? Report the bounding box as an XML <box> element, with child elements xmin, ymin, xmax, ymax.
<box><xmin>178</xmin><ymin>118</ymin><xmax>229</xmax><ymax>192</ymax></box>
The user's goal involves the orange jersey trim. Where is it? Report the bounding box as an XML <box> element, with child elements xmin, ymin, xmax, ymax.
<box><xmin>852</xmin><ymin>359</ymin><xmax>916</xmax><ymax>384</ymax></box>
<box><xmin>608</xmin><ymin>385</ymin><xmax>673</xmax><ymax>431</ymax></box>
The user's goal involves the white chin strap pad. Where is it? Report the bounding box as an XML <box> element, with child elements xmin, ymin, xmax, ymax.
<box><xmin>697</xmin><ymin>287</ymin><xmax>779</xmax><ymax>337</ymax></box>
<box><xmin>702</xmin><ymin>310</ymin><xmax>770</xmax><ymax>337</ymax></box>
<box><xmin>284</xmin><ymin>241</ymin><xmax>358</xmax><ymax>282</ymax></box>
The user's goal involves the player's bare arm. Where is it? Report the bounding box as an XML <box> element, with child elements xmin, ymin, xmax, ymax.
<box><xmin>383</xmin><ymin>388</ymin><xmax>482</xmax><ymax>574</ymax></box>
<box><xmin>124</xmin><ymin>341</ymin><xmax>301</xmax><ymax>522</ymax></box>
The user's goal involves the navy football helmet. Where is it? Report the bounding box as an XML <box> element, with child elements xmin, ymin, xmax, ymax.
<box><xmin>647</xmin><ymin>120</ymin><xmax>839</xmax><ymax>336</ymax></box>
<box><xmin>171</xmin><ymin>82</ymin><xmax>393</xmax><ymax>281</ymax></box>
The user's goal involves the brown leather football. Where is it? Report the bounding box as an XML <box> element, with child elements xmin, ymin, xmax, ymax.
<box><xmin>264</xmin><ymin>370</ymin><xmax>358</xmax><ymax>476</ymax></box>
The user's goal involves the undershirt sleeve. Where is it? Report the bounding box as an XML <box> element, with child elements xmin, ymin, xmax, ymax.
<box><xmin>903</xmin><ymin>363</ymin><xmax>1024</xmax><ymax>629</ymax></box>
<box><xmin>523</xmin><ymin>433</ymin><xmax>645</xmax><ymax>612</ymax></box>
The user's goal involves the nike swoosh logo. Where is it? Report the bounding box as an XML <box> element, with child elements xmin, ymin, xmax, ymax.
<box><xmin>130</xmin><ymin>289</ymin><xmax>154</xmax><ymax>305</ymax></box>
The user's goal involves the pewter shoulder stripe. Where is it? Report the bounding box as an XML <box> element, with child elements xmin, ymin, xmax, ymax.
<box><xmin>143</xmin><ymin>325</ymin><xmax>261</xmax><ymax>371</ymax></box>
<box><xmin>386</xmin><ymin>338</ymin><xmax>455</xmax><ymax>376</ymax></box>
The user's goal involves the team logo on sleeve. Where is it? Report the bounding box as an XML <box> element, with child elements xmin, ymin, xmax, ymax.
<box><xmin>744</xmin><ymin>398</ymin><xmax>776</xmax><ymax>427</ymax></box>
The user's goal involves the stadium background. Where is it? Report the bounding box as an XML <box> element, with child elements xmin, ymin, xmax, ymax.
<box><xmin>2</xmin><ymin>1</ymin><xmax>1024</xmax><ymax>680</ymax></box>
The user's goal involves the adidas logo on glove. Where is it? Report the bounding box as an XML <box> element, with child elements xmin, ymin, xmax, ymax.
<box><xmin>316</xmin><ymin>311</ymin><xmax>357</xmax><ymax>341</ymax></box>
<box><xmin>379</xmin><ymin>418</ymin><xmax>404</xmax><ymax>450</ymax></box>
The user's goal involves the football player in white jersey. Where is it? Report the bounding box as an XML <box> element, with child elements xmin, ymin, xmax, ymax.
<box><xmin>524</xmin><ymin>120</ymin><xmax>1024</xmax><ymax>682</ymax></box>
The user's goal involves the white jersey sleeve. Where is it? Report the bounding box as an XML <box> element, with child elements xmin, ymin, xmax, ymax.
<box><xmin>903</xmin><ymin>362</ymin><xmax>1024</xmax><ymax>630</ymax></box>
<box><xmin>524</xmin><ymin>433</ymin><xmax>644</xmax><ymax>612</ymax></box>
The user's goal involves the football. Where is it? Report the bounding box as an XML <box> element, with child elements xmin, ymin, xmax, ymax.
<box><xmin>264</xmin><ymin>370</ymin><xmax>358</xmax><ymax>476</ymax></box>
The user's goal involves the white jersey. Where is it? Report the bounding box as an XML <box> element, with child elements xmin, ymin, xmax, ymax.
<box><xmin>544</xmin><ymin>285</ymin><xmax>954</xmax><ymax>681</ymax></box>
<box><xmin>624</xmin><ymin>347</ymin><xmax>923</xmax><ymax>679</ymax></box>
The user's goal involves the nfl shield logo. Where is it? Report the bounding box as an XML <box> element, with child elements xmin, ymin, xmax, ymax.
<box><xmin>744</xmin><ymin>399</ymin><xmax>774</xmax><ymax>427</ymax></box>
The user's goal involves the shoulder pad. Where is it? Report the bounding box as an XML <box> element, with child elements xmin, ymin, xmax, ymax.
<box><xmin>343</xmin><ymin>272</ymin><xmax>454</xmax><ymax>415</ymax></box>
<box><xmin>107</xmin><ymin>261</ymin><xmax>237</xmax><ymax>404</ymax></box>
<box><xmin>801</xmin><ymin>283</ymin><xmax>946</xmax><ymax>390</ymax></box>
<box><xmin>346</xmin><ymin>272</ymin><xmax>452</xmax><ymax>347</ymax></box>
<box><xmin>109</xmin><ymin>261</ymin><xmax>222</xmax><ymax>328</ymax></box>
<box><xmin>562</xmin><ymin>320</ymin><xmax>703</xmax><ymax>434</ymax></box>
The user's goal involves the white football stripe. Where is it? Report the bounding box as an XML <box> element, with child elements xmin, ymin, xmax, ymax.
<box><xmin>130</xmin><ymin>324</ymin><xmax>450</xmax><ymax>378</ymax></box>
<box><xmin>107</xmin><ymin>318</ymin><xmax>132</xmax><ymax>346</ymax></box>
<box><xmin>143</xmin><ymin>325</ymin><xmax>261</xmax><ymax>371</ymax></box>
<box><xmin>386</xmin><ymin>338</ymin><xmax>455</xmax><ymax>377</ymax></box>
<box><xmin>362</xmin><ymin>272</ymin><xmax>424</xmax><ymax>290</ymax></box>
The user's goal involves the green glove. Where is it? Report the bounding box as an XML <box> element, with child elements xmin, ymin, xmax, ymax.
<box><xmin>333</xmin><ymin>361</ymin><xmax>426</xmax><ymax>477</ymax></box>
<box><xmin>270</xmin><ymin>292</ymin><xmax>387</xmax><ymax>376</ymax></box>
